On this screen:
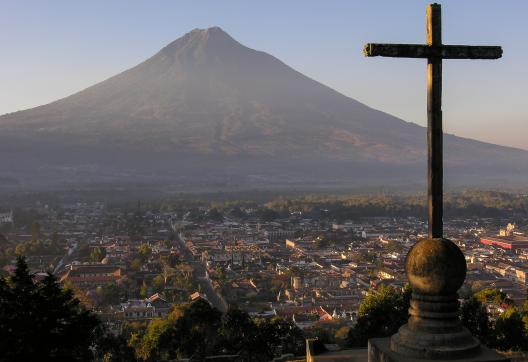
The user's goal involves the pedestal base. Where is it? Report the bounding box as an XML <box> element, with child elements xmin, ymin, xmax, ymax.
<box><xmin>368</xmin><ymin>338</ymin><xmax>509</xmax><ymax>362</ymax></box>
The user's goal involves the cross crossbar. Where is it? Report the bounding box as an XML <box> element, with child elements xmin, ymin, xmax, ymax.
<box><xmin>364</xmin><ymin>43</ymin><xmax>502</xmax><ymax>59</ymax></box>
<box><xmin>363</xmin><ymin>3</ymin><xmax>502</xmax><ymax>239</ymax></box>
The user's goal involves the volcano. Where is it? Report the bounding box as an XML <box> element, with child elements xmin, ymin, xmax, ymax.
<box><xmin>1</xmin><ymin>27</ymin><xmax>526</xmax><ymax>189</ymax></box>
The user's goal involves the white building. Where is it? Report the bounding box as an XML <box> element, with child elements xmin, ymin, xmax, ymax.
<box><xmin>0</xmin><ymin>210</ymin><xmax>13</xmax><ymax>224</ymax></box>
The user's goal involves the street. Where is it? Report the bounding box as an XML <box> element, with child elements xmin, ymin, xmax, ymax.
<box><xmin>176</xmin><ymin>233</ymin><xmax>228</xmax><ymax>313</ymax></box>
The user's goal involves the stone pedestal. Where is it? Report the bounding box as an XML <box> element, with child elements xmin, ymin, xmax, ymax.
<box><xmin>369</xmin><ymin>338</ymin><xmax>509</xmax><ymax>362</ymax></box>
<box><xmin>390</xmin><ymin>292</ymin><xmax>479</xmax><ymax>359</ymax></box>
<box><xmin>367</xmin><ymin>238</ymin><xmax>509</xmax><ymax>362</ymax></box>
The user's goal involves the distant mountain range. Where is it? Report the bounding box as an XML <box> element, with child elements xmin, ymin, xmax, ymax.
<box><xmin>1</xmin><ymin>27</ymin><xmax>526</xmax><ymax>190</ymax></box>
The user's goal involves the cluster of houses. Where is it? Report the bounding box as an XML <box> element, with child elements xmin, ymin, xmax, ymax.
<box><xmin>2</xmin><ymin>201</ymin><xmax>528</xmax><ymax>335</ymax></box>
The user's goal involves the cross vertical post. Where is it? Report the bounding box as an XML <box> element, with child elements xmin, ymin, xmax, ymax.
<box><xmin>427</xmin><ymin>3</ymin><xmax>443</xmax><ymax>238</ymax></box>
<box><xmin>363</xmin><ymin>3</ymin><xmax>504</xmax><ymax>360</ymax></box>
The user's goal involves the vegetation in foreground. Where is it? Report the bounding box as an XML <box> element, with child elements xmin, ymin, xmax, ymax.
<box><xmin>2</xmin><ymin>257</ymin><xmax>528</xmax><ymax>361</ymax></box>
<box><xmin>342</xmin><ymin>285</ymin><xmax>528</xmax><ymax>352</ymax></box>
<box><xmin>0</xmin><ymin>257</ymin><xmax>304</xmax><ymax>361</ymax></box>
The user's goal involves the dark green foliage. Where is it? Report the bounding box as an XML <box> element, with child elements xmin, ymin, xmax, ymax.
<box><xmin>217</xmin><ymin>307</ymin><xmax>271</xmax><ymax>361</ymax></box>
<box><xmin>90</xmin><ymin>246</ymin><xmax>107</xmax><ymax>262</ymax></box>
<box><xmin>460</xmin><ymin>297</ymin><xmax>493</xmax><ymax>345</ymax></box>
<box><xmin>258</xmin><ymin>208</ymin><xmax>281</xmax><ymax>221</ymax></box>
<box><xmin>347</xmin><ymin>285</ymin><xmax>411</xmax><ymax>347</ymax></box>
<box><xmin>493</xmin><ymin>307</ymin><xmax>528</xmax><ymax>351</ymax></box>
<box><xmin>130</xmin><ymin>301</ymin><xmax>304</xmax><ymax>361</ymax></box>
<box><xmin>254</xmin><ymin>316</ymin><xmax>305</xmax><ymax>357</ymax></box>
<box><xmin>458</xmin><ymin>293</ymin><xmax>528</xmax><ymax>351</ymax></box>
<box><xmin>95</xmin><ymin>283</ymin><xmax>124</xmax><ymax>307</ymax></box>
<box><xmin>0</xmin><ymin>257</ymin><xmax>101</xmax><ymax>361</ymax></box>
<box><xmin>138</xmin><ymin>243</ymin><xmax>152</xmax><ymax>261</ymax></box>
<box><xmin>14</xmin><ymin>238</ymin><xmax>62</xmax><ymax>256</ymax></box>
<box><xmin>474</xmin><ymin>288</ymin><xmax>512</xmax><ymax>306</ymax></box>
<box><xmin>206</xmin><ymin>208</ymin><xmax>224</xmax><ymax>222</ymax></box>
<box><xmin>132</xmin><ymin>300</ymin><xmax>222</xmax><ymax>361</ymax></box>
<box><xmin>228</xmin><ymin>207</ymin><xmax>248</xmax><ymax>220</ymax></box>
<box><xmin>30</xmin><ymin>220</ymin><xmax>41</xmax><ymax>241</ymax></box>
<box><xmin>126</xmin><ymin>213</ymin><xmax>145</xmax><ymax>239</ymax></box>
<box><xmin>311</xmin><ymin>339</ymin><xmax>328</xmax><ymax>355</ymax></box>
<box><xmin>170</xmin><ymin>299</ymin><xmax>223</xmax><ymax>358</ymax></box>
<box><xmin>264</xmin><ymin>190</ymin><xmax>528</xmax><ymax>220</ymax></box>
<box><xmin>345</xmin><ymin>284</ymin><xmax>528</xmax><ymax>352</ymax></box>
<box><xmin>92</xmin><ymin>333</ymin><xmax>136</xmax><ymax>362</ymax></box>
<box><xmin>130</xmin><ymin>318</ymin><xmax>172</xmax><ymax>361</ymax></box>
<box><xmin>315</xmin><ymin>236</ymin><xmax>330</xmax><ymax>249</ymax></box>
<box><xmin>311</xmin><ymin>324</ymin><xmax>335</xmax><ymax>344</ymax></box>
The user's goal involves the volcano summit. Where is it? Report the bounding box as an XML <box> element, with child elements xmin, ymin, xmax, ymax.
<box><xmin>1</xmin><ymin>27</ymin><xmax>526</xmax><ymax>189</ymax></box>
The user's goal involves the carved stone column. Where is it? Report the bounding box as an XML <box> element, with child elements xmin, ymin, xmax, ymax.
<box><xmin>368</xmin><ymin>238</ymin><xmax>509</xmax><ymax>361</ymax></box>
<box><xmin>391</xmin><ymin>238</ymin><xmax>478</xmax><ymax>359</ymax></box>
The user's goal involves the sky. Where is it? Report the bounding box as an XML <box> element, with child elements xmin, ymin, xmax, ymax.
<box><xmin>1</xmin><ymin>0</ymin><xmax>527</xmax><ymax>149</ymax></box>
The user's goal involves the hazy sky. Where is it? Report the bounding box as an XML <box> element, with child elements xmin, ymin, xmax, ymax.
<box><xmin>1</xmin><ymin>1</ymin><xmax>527</xmax><ymax>149</ymax></box>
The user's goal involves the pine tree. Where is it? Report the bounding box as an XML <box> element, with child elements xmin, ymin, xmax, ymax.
<box><xmin>0</xmin><ymin>257</ymin><xmax>101</xmax><ymax>361</ymax></box>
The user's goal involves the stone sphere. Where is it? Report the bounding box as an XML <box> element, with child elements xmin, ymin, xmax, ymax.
<box><xmin>405</xmin><ymin>238</ymin><xmax>466</xmax><ymax>295</ymax></box>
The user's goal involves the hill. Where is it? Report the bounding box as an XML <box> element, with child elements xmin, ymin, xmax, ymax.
<box><xmin>1</xmin><ymin>27</ymin><xmax>526</xmax><ymax>190</ymax></box>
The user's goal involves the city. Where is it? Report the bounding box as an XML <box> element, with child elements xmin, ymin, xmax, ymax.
<box><xmin>1</xmin><ymin>191</ymin><xmax>528</xmax><ymax>360</ymax></box>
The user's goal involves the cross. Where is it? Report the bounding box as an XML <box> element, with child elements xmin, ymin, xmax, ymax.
<box><xmin>364</xmin><ymin>3</ymin><xmax>502</xmax><ymax>238</ymax></box>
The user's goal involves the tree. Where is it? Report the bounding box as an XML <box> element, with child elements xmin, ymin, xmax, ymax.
<box><xmin>258</xmin><ymin>208</ymin><xmax>280</xmax><ymax>222</ymax></box>
<box><xmin>169</xmin><ymin>299</ymin><xmax>223</xmax><ymax>358</ymax></box>
<box><xmin>254</xmin><ymin>316</ymin><xmax>305</xmax><ymax>357</ymax></box>
<box><xmin>474</xmin><ymin>288</ymin><xmax>512</xmax><ymax>306</ymax></box>
<box><xmin>65</xmin><ymin>282</ymin><xmax>95</xmax><ymax>309</ymax></box>
<box><xmin>0</xmin><ymin>257</ymin><xmax>101</xmax><ymax>361</ymax></box>
<box><xmin>95</xmin><ymin>283</ymin><xmax>123</xmax><ymax>307</ymax></box>
<box><xmin>14</xmin><ymin>243</ymin><xmax>26</xmax><ymax>256</ymax></box>
<box><xmin>229</xmin><ymin>207</ymin><xmax>248</xmax><ymax>220</ymax></box>
<box><xmin>92</xmin><ymin>332</ymin><xmax>136</xmax><ymax>362</ymax></box>
<box><xmin>315</xmin><ymin>236</ymin><xmax>330</xmax><ymax>249</ymax></box>
<box><xmin>521</xmin><ymin>299</ymin><xmax>528</xmax><ymax>332</ymax></box>
<box><xmin>131</xmin><ymin>300</ymin><xmax>222</xmax><ymax>360</ymax></box>
<box><xmin>347</xmin><ymin>285</ymin><xmax>411</xmax><ymax>347</ymax></box>
<box><xmin>161</xmin><ymin>263</ymin><xmax>176</xmax><ymax>285</ymax></box>
<box><xmin>139</xmin><ymin>281</ymin><xmax>149</xmax><ymax>298</ymax></box>
<box><xmin>152</xmin><ymin>275</ymin><xmax>165</xmax><ymax>293</ymax></box>
<box><xmin>218</xmin><ymin>307</ymin><xmax>269</xmax><ymax>361</ymax></box>
<box><xmin>126</xmin><ymin>300</ymin><xmax>306</xmax><ymax>361</ymax></box>
<box><xmin>385</xmin><ymin>240</ymin><xmax>403</xmax><ymax>253</ymax></box>
<box><xmin>213</xmin><ymin>266</ymin><xmax>226</xmax><ymax>282</ymax></box>
<box><xmin>461</xmin><ymin>291</ymin><xmax>528</xmax><ymax>351</ymax></box>
<box><xmin>138</xmin><ymin>244</ymin><xmax>152</xmax><ymax>261</ymax></box>
<box><xmin>494</xmin><ymin>307</ymin><xmax>527</xmax><ymax>351</ymax></box>
<box><xmin>14</xmin><ymin>238</ymin><xmax>62</xmax><ymax>257</ymax></box>
<box><xmin>133</xmin><ymin>318</ymin><xmax>172</xmax><ymax>361</ymax></box>
<box><xmin>30</xmin><ymin>220</ymin><xmax>41</xmax><ymax>241</ymax></box>
<box><xmin>206</xmin><ymin>208</ymin><xmax>224</xmax><ymax>222</ymax></box>
<box><xmin>334</xmin><ymin>326</ymin><xmax>350</xmax><ymax>347</ymax></box>
<box><xmin>460</xmin><ymin>297</ymin><xmax>493</xmax><ymax>345</ymax></box>
<box><xmin>90</xmin><ymin>246</ymin><xmax>107</xmax><ymax>262</ymax></box>
<box><xmin>312</xmin><ymin>323</ymin><xmax>335</xmax><ymax>344</ymax></box>
<box><xmin>130</xmin><ymin>258</ymin><xmax>142</xmax><ymax>271</ymax></box>
<box><xmin>171</xmin><ymin>273</ymin><xmax>193</xmax><ymax>292</ymax></box>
